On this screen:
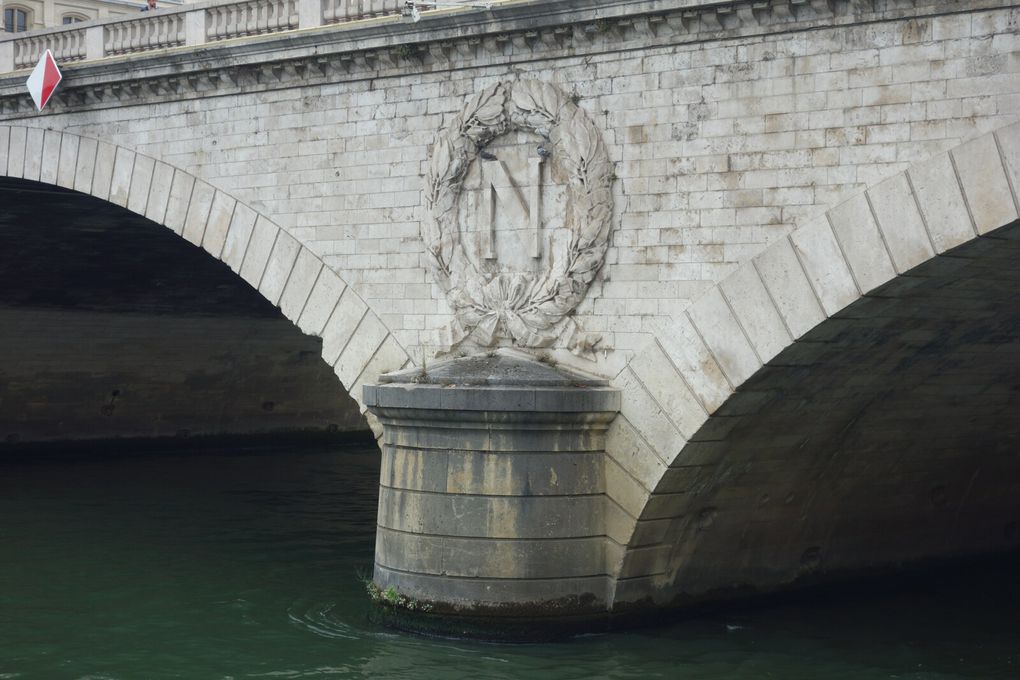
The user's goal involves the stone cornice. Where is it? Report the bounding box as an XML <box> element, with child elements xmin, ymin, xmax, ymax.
<box><xmin>0</xmin><ymin>0</ymin><xmax>1014</xmax><ymax>117</ymax></box>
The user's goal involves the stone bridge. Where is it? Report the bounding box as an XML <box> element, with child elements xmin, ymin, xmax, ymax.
<box><xmin>1</xmin><ymin>0</ymin><xmax>1018</xmax><ymax>635</ymax></box>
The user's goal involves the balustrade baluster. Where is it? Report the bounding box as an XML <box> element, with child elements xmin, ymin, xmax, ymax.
<box><xmin>257</xmin><ymin>1</ymin><xmax>268</xmax><ymax>34</ymax></box>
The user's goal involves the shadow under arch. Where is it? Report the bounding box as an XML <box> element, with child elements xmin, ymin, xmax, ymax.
<box><xmin>606</xmin><ymin>121</ymin><xmax>1020</xmax><ymax>609</ymax></box>
<box><xmin>0</xmin><ymin>125</ymin><xmax>410</xmax><ymax>437</ymax></box>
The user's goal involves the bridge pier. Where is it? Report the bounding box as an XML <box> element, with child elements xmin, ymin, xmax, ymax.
<box><xmin>364</xmin><ymin>351</ymin><xmax>619</xmax><ymax>638</ymax></box>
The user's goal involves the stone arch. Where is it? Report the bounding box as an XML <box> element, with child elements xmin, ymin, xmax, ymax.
<box><xmin>0</xmin><ymin>125</ymin><xmax>409</xmax><ymax>432</ymax></box>
<box><xmin>604</xmin><ymin>119</ymin><xmax>1020</xmax><ymax>607</ymax></box>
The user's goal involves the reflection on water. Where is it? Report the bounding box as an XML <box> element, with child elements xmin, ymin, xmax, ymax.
<box><xmin>0</xmin><ymin>446</ymin><xmax>1017</xmax><ymax>679</ymax></box>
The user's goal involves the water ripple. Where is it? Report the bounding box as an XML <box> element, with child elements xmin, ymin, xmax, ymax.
<box><xmin>287</xmin><ymin>600</ymin><xmax>362</xmax><ymax>641</ymax></box>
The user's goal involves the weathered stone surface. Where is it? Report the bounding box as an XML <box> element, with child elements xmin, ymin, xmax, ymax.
<box><xmin>163</xmin><ymin>168</ymin><xmax>194</xmax><ymax>235</ymax></box>
<box><xmin>221</xmin><ymin>201</ymin><xmax>257</xmax><ymax>272</ymax></box>
<box><xmin>377</xmin><ymin>487</ymin><xmax>604</xmax><ymax>539</ymax></box>
<box><xmin>5</xmin><ymin>126</ymin><xmax>24</xmax><ymax>178</ymax></box>
<box><xmin>182</xmin><ymin>179</ymin><xmax>216</xmax><ymax>247</ymax></box>
<box><xmin>201</xmin><ymin>190</ymin><xmax>237</xmax><ymax>259</ymax></box>
<box><xmin>259</xmin><ymin>230</ymin><xmax>301</xmax><ymax>306</ymax></box>
<box><xmin>827</xmin><ymin>193</ymin><xmax>897</xmax><ymax>294</ymax></box>
<box><xmin>373</xmin><ymin>564</ymin><xmax>609</xmax><ymax>610</ymax></box>
<box><xmin>687</xmin><ymin>287</ymin><xmax>761</xmax><ymax>387</ymax></box>
<box><xmin>753</xmin><ymin>237</ymin><xmax>825</xmax><ymax>338</ymax></box>
<box><xmin>144</xmin><ymin>161</ymin><xmax>175</xmax><ymax>225</ymax></box>
<box><xmin>381</xmin><ymin>446</ymin><xmax>603</xmax><ymax>496</ymax></box>
<box><xmin>906</xmin><ymin>152</ymin><xmax>974</xmax><ymax>254</ymax></box>
<box><xmin>719</xmin><ymin>263</ymin><xmax>791</xmax><ymax>365</ymax></box>
<box><xmin>789</xmin><ymin>214</ymin><xmax>858</xmax><ymax>316</ymax></box>
<box><xmin>867</xmin><ymin>173</ymin><xmax>934</xmax><ymax>273</ymax></box>
<box><xmin>108</xmin><ymin>146</ymin><xmax>133</xmax><ymax>208</ymax></box>
<box><xmin>366</xmin><ymin>352</ymin><xmax>618</xmax><ymax>624</ymax></box>
<box><xmin>126</xmin><ymin>154</ymin><xmax>154</xmax><ymax>216</ymax></box>
<box><xmin>297</xmin><ymin>267</ymin><xmax>346</xmax><ymax>337</ymax></box>
<box><xmin>279</xmin><ymin>247</ymin><xmax>323</xmax><ymax>323</ymax></box>
<box><xmin>238</xmin><ymin>216</ymin><xmax>278</xmax><ymax>289</ymax></box>
<box><xmin>953</xmin><ymin>134</ymin><xmax>1019</xmax><ymax>235</ymax></box>
<box><xmin>55</xmin><ymin>132</ymin><xmax>77</xmax><ymax>189</ymax></box>
<box><xmin>21</xmin><ymin>127</ymin><xmax>43</xmax><ymax>182</ymax></box>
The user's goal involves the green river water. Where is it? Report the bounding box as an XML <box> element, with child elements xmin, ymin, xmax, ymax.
<box><xmin>1</xmin><ymin>446</ymin><xmax>1017</xmax><ymax>679</ymax></box>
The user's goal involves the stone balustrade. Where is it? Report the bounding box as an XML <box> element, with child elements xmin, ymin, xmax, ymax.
<box><xmin>104</xmin><ymin>14</ymin><xmax>185</xmax><ymax>56</ymax></box>
<box><xmin>13</xmin><ymin>28</ymin><xmax>87</xmax><ymax>68</ymax></box>
<box><xmin>0</xmin><ymin>0</ymin><xmax>412</xmax><ymax>72</ymax></box>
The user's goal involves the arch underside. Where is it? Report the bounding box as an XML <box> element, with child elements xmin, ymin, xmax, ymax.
<box><xmin>0</xmin><ymin>125</ymin><xmax>411</xmax><ymax>443</ymax></box>
<box><xmin>0</xmin><ymin>176</ymin><xmax>369</xmax><ymax>445</ymax></box>
<box><xmin>615</xmin><ymin>221</ymin><xmax>1020</xmax><ymax>606</ymax></box>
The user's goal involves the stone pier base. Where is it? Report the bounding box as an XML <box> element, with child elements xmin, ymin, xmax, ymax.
<box><xmin>363</xmin><ymin>351</ymin><xmax>619</xmax><ymax>638</ymax></box>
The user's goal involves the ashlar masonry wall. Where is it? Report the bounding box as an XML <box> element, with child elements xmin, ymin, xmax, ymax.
<box><xmin>3</xmin><ymin>1</ymin><xmax>1015</xmax><ymax>371</ymax></box>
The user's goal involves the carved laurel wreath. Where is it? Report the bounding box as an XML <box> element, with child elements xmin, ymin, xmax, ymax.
<box><xmin>423</xmin><ymin>79</ymin><xmax>614</xmax><ymax>348</ymax></box>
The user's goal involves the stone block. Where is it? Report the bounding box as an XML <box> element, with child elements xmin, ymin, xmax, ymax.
<box><xmin>789</xmin><ymin>214</ymin><xmax>859</xmax><ymax>316</ymax></box>
<box><xmin>201</xmin><ymin>191</ymin><xmax>237</xmax><ymax>260</ymax></box>
<box><xmin>320</xmin><ymin>288</ymin><xmax>368</xmax><ymax>365</ymax></box>
<box><xmin>350</xmin><ymin>334</ymin><xmax>409</xmax><ymax>406</ymax></box>
<box><xmin>604</xmin><ymin>500</ymin><xmax>639</xmax><ymax>546</ymax></box>
<box><xmin>628</xmin><ymin>340</ymin><xmax>708</xmax><ymax>440</ymax></box>
<box><xmin>994</xmin><ymin>121</ymin><xmax>1020</xmax><ymax>214</ymax></box>
<box><xmin>126</xmin><ymin>154</ymin><xmax>155</xmax><ymax>215</ymax></box>
<box><xmin>827</xmin><ymin>193</ymin><xmax>897</xmax><ymax>294</ymax></box>
<box><xmin>22</xmin><ymin>127</ymin><xmax>44</xmax><ymax>182</ymax></box>
<box><xmin>438</xmin><ymin>386</ymin><xmax>536</xmax><ymax>412</ymax></box>
<box><xmin>182</xmin><ymin>180</ymin><xmax>215</xmax><ymax>247</ymax></box>
<box><xmin>239</xmin><ymin>215</ymin><xmax>279</xmax><ymax>288</ymax></box>
<box><xmin>687</xmin><ymin>287</ymin><xmax>762</xmax><ymax>387</ymax></box>
<box><xmin>144</xmin><ymin>161</ymin><xmax>175</xmax><ymax>225</ymax></box>
<box><xmin>108</xmin><ymin>147</ymin><xmax>134</xmax><ymax>207</ymax></box>
<box><xmin>297</xmin><ymin>267</ymin><xmax>347</xmax><ymax>336</ymax></box>
<box><xmin>163</xmin><ymin>170</ymin><xmax>194</xmax><ymax>236</ymax></box>
<box><xmin>374</xmin><ymin>527</ymin><xmax>606</xmax><ymax>580</ymax></box>
<box><xmin>279</xmin><ymin>247</ymin><xmax>323</xmax><ymax>323</ymax></box>
<box><xmin>0</xmin><ymin>127</ymin><xmax>10</xmax><ymax>173</ymax></box>
<box><xmin>54</xmin><ymin>134</ymin><xmax>78</xmax><ymax>190</ymax></box>
<box><xmin>373</xmin><ymin>565</ymin><xmax>609</xmax><ymax>609</ymax></box>
<box><xmin>6</xmin><ymin>126</ymin><xmax>26</xmax><ymax>178</ymax></box>
<box><xmin>604</xmin><ymin>456</ymin><xmax>653</xmax><ymax>518</ymax></box>
<box><xmin>952</xmin><ymin>133</ymin><xmax>1018</xmax><ymax>234</ymax></box>
<box><xmin>377</xmin><ymin>487</ymin><xmax>604</xmax><ymax>539</ymax></box>
<box><xmin>90</xmin><ymin>142</ymin><xmax>118</xmax><ymax>201</ymax></box>
<box><xmin>906</xmin><ymin>151</ymin><xmax>974</xmax><ymax>253</ymax></box>
<box><xmin>647</xmin><ymin>315</ymin><xmax>731</xmax><ymax>414</ymax></box>
<box><xmin>866</xmin><ymin>172</ymin><xmax>935</xmax><ymax>272</ymax></box>
<box><xmin>626</xmin><ymin>517</ymin><xmax>671</xmax><ymax>547</ymax></box>
<box><xmin>39</xmin><ymin>130</ymin><xmax>61</xmax><ymax>185</ymax></box>
<box><xmin>719</xmin><ymin>263</ymin><xmax>792</xmax><ymax>365</ymax></box>
<box><xmin>221</xmin><ymin>202</ymin><xmax>257</xmax><ymax>272</ymax></box>
<box><xmin>452</xmin><ymin>450</ymin><xmax>602</xmax><ymax>496</ymax></box>
<box><xmin>73</xmin><ymin>138</ymin><xmax>98</xmax><ymax>197</ymax></box>
<box><xmin>605</xmin><ymin>415</ymin><xmax>668</xmax><ymax>493</ymax></box>
<box><xmin>615</xmin><ymin>367</ymin><xmax>687</xmax><ymax>465</ymax></box>
<box><xmin>641</xmin><ymin>491</ymin><xmax>692</xmax><ymax>521</ymax></box>
<box><xmin>334</xmin><ymin>313</ymin><xmax>388</xmax><ymax>387</ymax></box>
<box><xmin>617</xmin><ymin>544</ymin><xmax>671</xmax><ymax>579</ymax></box>
<box><xmin>259</xmin><ymin>230</ymin><xmax>301</xmax><ymax>305</ymax></box>
<box><xmin>753</xmin><ymin>238</ymin><xmax>825</xmax><ymax>339</ymax></box>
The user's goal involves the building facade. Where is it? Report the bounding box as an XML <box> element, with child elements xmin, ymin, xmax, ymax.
<box><xmin>2</xmin><ymin>0</ymin><xmax>182</xmax><ymax>32</ymax></box>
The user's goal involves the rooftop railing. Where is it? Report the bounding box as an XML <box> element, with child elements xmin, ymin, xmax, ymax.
<box><xmin>0</xmin><ymin>0</ymin><xmax>412</xmax><ymax>73</ymax></box>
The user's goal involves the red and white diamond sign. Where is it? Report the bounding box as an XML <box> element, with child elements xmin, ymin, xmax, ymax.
<box><xmin>26</xmin><ymin>49</ymin><xmax>62</xmax><ymax>111</ymax></box>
